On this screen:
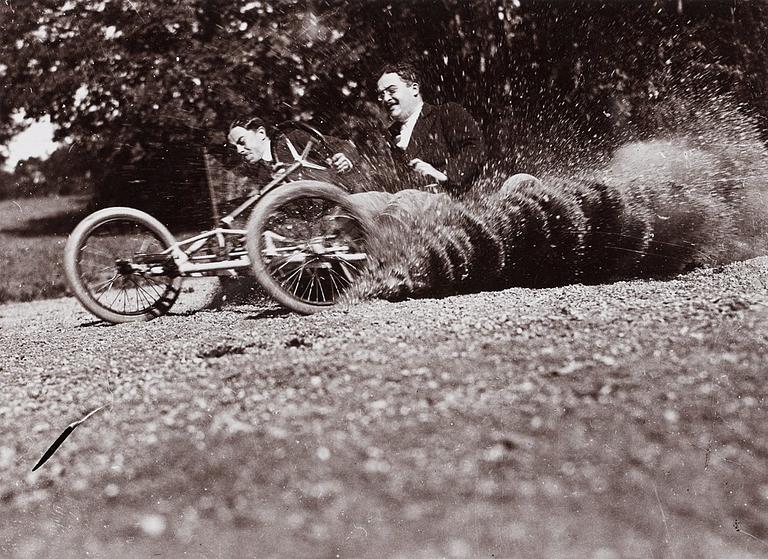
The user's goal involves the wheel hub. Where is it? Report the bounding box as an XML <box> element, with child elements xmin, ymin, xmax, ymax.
<box><xmin>115</xmin><ymin>259</ymin><xmax>135</xmax><ymax>275</ymax></box>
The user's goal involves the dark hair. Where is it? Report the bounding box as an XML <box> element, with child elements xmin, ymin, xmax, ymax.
<box><xmin>377</xmin><ymin>61</ymin><xmax>420</xmax><ymax>85</ymax></box>
<box><xmin>229</xmin><ymin>116</ymin><xmax>267</xmax><ymax>132</ymax></box>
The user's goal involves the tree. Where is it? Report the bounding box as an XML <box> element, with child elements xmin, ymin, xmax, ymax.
<box><xmin>1</xmin><ymin>0</ymin><xmax>766</xmax><ymax>215</ymax></box>
<box><xmin>0</xmin><ymin>0</ymin><xmax>371</xmax><ymax>218</ymax></box>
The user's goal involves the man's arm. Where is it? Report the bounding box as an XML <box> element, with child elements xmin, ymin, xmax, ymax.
<box><xmin>440</xmin><ymin>103</ymin><xmax>486</xmax><ymax>194</ymax></box>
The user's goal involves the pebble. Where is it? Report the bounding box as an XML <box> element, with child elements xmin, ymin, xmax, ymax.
<box><xmin>138</xmin><ymin>514</ymin><xmax>166</xmax><ymax>537</ymax></box>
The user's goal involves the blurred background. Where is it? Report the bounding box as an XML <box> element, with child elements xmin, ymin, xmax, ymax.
<box><xmin>1</xmin><ymin>0</ymin><xmax>767</xmax><ymax>301</ymax></box>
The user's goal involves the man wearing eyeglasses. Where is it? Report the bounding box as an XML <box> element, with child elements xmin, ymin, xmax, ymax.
<box><xmin>375</xmin><ymin>61</ymin><xmax>486</xmax><ymax>196</ymax></box>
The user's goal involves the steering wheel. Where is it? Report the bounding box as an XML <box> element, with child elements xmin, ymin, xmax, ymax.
<box><xmin>274</xmin><ymin>120</ymin><xmax>336</xmax><ymax>170</ymax></box>
<box><xmin>276</xmin><ymin>120</ymin><xmax>328</xmax><ymax>143</ymax></box>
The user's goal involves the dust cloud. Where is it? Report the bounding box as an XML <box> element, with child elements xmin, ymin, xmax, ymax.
<box><xmin>351</xmin><ymin>95</ymin><xmax>768</xmax><ymax>301</ymax></box>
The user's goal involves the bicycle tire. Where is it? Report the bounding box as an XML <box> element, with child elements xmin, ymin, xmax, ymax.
<box><xmin>246</xmin><ymin>181</ymin><xmax>372</xmax><ymax>314</ymax></box>
<box><xmin>64</xmin><ymin>207</ymin><xmax>182</xmax><ymax>323</ymax></box>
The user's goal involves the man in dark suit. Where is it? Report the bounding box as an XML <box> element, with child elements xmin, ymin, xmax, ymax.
<box><xmin>226</xmin><ymin>117</ymin><xmax>365</xmax><ymax>192</ymax></box>
<box><xmin>376</xmin><ymin>61</ymin><xmax>486</xmax><ymax>196</ymax></box>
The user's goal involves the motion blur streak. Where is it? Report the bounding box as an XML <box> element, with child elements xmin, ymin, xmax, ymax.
<box><xmin>350</xmin><ymin>99</ymin><xmax>768</xmax><ymax>302</ymax></box>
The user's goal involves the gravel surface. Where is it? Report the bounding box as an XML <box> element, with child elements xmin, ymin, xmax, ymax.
<box><xmin>2</xmin><ymin>260</ymin><xmax>768</xmax><ymax>558</ymax></box>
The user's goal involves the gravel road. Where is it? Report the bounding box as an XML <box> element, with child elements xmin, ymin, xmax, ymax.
<box><xmin>2</xmin><ymin>259</ymin><xmax>768</xmax><ymax>558</ymax></box>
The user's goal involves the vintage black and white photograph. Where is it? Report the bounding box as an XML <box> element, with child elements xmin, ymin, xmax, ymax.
<box><xmin>1</xmin><ymin>0</ymin><xmax>768</xmax><ymax>557</ymax></box>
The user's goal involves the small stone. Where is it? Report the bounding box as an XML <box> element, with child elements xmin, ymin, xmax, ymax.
<box><xmin>139</xmin><ymin>514</ymin><xmax>166</xmax><ymax>537</ymax></box>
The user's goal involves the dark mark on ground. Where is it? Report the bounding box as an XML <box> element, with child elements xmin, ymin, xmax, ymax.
<box><xmin>32</xmin><ymin>405</ymin><xmax>109</xmax><ymax>471</ymax></box>
<box><xmin>285</xmin><ymin>336</ymin><xmax>313</xmax><ymax>348</ymax></box>
<box><xmin>197</xmin><ymin>343</ymin><xmax>252</xmax><ymax>359</ymax></box>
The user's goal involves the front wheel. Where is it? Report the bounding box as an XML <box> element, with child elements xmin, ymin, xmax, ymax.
<box><xmin>246</xmin><ymin>181</ymin><xmax>372</xmax><ymax>314</ymax></box>
<box><xmin>64</xmin><ymin>207</ymin><xmax>182</xmax><ymax>323</ymax></box>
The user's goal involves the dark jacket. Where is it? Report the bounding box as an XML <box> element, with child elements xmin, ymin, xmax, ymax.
<box><xmin>387</xmin><ymin>102</ymin><xmax>485</xmax><ymax>195</ymax></box>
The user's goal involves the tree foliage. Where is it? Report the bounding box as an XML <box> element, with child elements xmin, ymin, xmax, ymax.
<box><xmin>1</xmin><ymin>0</ymin><xmax>766</xmax><ymax>212</ymax></box>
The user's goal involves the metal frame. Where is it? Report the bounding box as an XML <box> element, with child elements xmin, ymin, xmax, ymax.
<box><xmin>159</xmin><ymin>133</ymin><xmax>330</xmax><ymax>277</ymax></box>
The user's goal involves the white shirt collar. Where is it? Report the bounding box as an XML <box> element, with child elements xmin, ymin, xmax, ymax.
<box><xmin>395</xmin><ymin>101</ymin><xmax>424</xmax><ymax>150</ymax></box>
<box><xmin>262</xmin><ymin>139</ymin><xmax>273</xmax><ymax>162</ymax></box>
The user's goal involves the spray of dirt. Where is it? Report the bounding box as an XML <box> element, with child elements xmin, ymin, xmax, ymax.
<box><xmin>349</xmin><ymin>96</ymin><xmax>768</xmax><ymax>302</ymax></box>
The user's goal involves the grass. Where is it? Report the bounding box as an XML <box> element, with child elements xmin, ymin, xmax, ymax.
<box><xmin>0</xmin><ymin>234</ymin><xmax>69</xmax><ymax>302</ymax></box>
<box><xmin>0</xmin><ymin>196</ymin><xmax>90</xmax><ymax>303</ymax></box>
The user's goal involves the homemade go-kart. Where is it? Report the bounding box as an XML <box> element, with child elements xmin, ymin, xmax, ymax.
<box><xmin>64</xmin><ymin>122</ymin><xmax>372</xmax><ymax>323</ymax></box>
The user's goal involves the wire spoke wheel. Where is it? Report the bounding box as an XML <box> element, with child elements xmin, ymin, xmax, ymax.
<box><xmin>64</xmin><ymin>207</ymin><xmax>181</xmax><ymax>323</ymax></box>
<box><xmin>246</xmin><ymin>181</ymin><xmax>372</xmax><ymax>314</ymax></box>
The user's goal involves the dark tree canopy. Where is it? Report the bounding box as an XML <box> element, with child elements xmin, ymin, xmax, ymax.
<box><xmin>1</xmin><ymin>0</ymin><xmax>766</xmax><ymax>214</ymax></box>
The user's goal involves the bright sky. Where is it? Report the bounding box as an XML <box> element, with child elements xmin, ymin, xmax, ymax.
<box><xmin>0</xmin><ymin>116</ymin><xmax>59</xmax><ymax>172</ymax></box>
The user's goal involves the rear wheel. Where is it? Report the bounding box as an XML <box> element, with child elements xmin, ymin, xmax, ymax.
<box><xmin>246</xmin><ymin>181</ymin><xmax>372</xmax><ymax>314</ymax></box>
<box><xmin>64</xmin><ymin>207</ymin><xmax>181</xmax><ymax>323</ymax></box>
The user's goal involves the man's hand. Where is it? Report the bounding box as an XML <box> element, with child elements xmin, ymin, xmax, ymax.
<box><xmin>408</xmin><ymin>158</ymin><xmax>448</xmax><ymax>183</ymax></box>
<box><xmin>270</xmin><ymin>161</ymin><xmax>287</xmax><ymax>179</ymax></box>
<box><xmin>327</xmin><ymin>153</ymin><xmax>353</xmax><ymax>173</ymax></box>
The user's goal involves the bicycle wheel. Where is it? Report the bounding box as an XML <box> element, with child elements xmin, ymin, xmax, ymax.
<box><xmin>64</xmin><ymin>207</ymin><xmax>182</xmax><ymax>323</ymax></box>
<box><xmin>246</xmin><ymin>181</ymin><xmax>372</xmax><ymax>314</ymax></box>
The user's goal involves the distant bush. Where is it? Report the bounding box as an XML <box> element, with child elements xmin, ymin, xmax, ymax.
<box><xmin>0</xmin><ymin>146</ymin><xmax>95</xmax><ymax>201</ymax></box>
